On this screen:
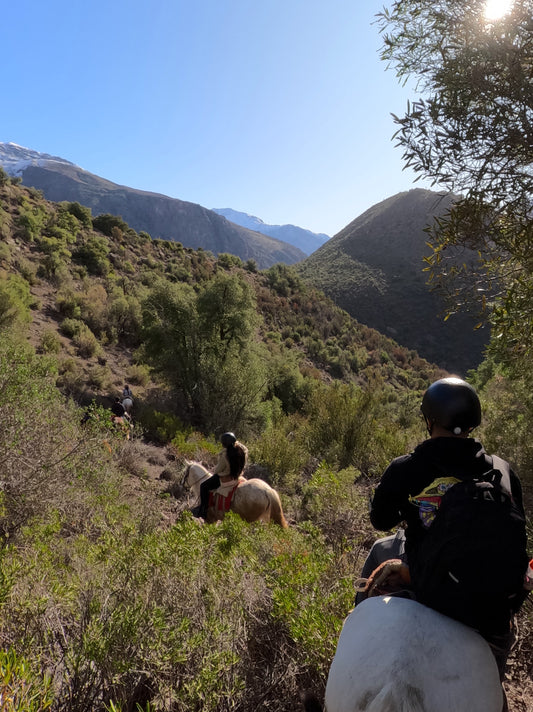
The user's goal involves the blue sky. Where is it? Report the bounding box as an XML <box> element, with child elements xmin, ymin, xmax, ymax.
<box><xmin>4</xmin><ymin>0</ymin><xmax>431</xmax><ymax>236</ymax></box>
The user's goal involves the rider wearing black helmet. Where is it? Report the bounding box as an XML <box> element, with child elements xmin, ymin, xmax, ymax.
<box><xmin>421</xmin><ymin>377</ymin><xmax>481</xmax><ymax>435</ymax></box>
<box><xmin>369</xmin><ymin>377</ymin><xmax>526</xmax><ymax>689</ymax></box>
<box><xmin>370</xmin><ymin>377</ymin><xmax>496</xmax><ymax>542</ymax></box>
<box><xmin>196</xmin><ymin>432</ymin><xmax>248</xmax><ymax>520</ymax></box>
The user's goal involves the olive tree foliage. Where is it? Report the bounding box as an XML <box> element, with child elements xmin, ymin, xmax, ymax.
<box><xmin>141</xmin><ymin>273</ymin><xmax>268</xmax><ymax>433</ymax></box>
<box><xmin>378</xmin><ymin>0</ymin><xmax>533</xmax><ymax>369</ymax></box>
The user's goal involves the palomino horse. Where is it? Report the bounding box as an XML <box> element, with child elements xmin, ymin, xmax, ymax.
<box><xmin>314</xmin><ymin>596</ymin><xmax>502</xmax><ymax>712</ymax></box>
<box><xmin>183</xmin><ymin>461</ymin><xmax>288</xmax><ymax>528</ymax></box>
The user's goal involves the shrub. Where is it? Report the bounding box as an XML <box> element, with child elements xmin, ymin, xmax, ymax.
<box><xmin>62</xmin><ymin>201</ymin><xmax>92</xmax><ymax>230</ymax></box>
<box><xmin>60</xmin><ymin>317</ymin><xmax>84</xmax><ymax>338</ymax></box>
<box><xmin>74</xmin><ymin>325</ymin><xmax>101</xmax><ymax>359</ymax></box>
<box><xmin>217</xmin><ymin>253</ymin><xmax>243</xmax><ymax>269</ymax></box>
<box><xmin>127</xmin><ymin>363</ymin><xmax>150</xmax><ymax>387</ymax></box>
<box><xmin>39</xmin><ymin>328</ymin><xmax>62</xmax><ymax>354</ymax></box>
<box><xmin>56</xmin><ymin>289</ymin><xmax>82</xmax><ymax>319</ymax></box>
<box><xmin>92</xmin><ymin>214</ymin><xmax>130</xmax><ymax>237</ymax></box>
<box><xmin>87</xmin><ymin>364</ymin><xmax>112</xmax><ymax>390</ymax></box>
<box><xmin>140</xmin><ymin>409</ymin><xmax>184</xmax><ymax>443</ymax></box>
<box><xmin>73</xmin><ymin>236</ymin><xmax>111</xmax><ymax>276</ymax></box>
<box><xmin>0</xmin><ymin>273</ymin><xmax>33</xmax><ymax>329</ymax></box>
<box><xmin>0</xmin><ymin>648</ymin><xmax>54</xmax><ymax>711</ymax></box>
<box><xmin>14</xmin><ymin>256</ymin><xmax>38</xmax><ymax>285</ymax></box>
<box><xmin>0</xmin><ymin>242</ymin><xmax>11</xmax><ymax>264</ymax></box>
<box><xmin>171</xmin><ymin>429</ymin><xmax>219</xmax><ymax>458</ymax></box>
<box><xmin>249</xmin><ymin>412</ymin><xmax>310</xmax><ymax>491</ymax></box>
<box><xmin>15</xmin><ymin>206</ymin><xmax>46</xmax><ymax>241</ymax></box>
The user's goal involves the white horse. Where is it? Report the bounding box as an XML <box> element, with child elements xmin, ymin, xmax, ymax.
<box><xmin>183</xmin><ymin>461</ymin><xmax>288</xmax><ymax>528</ymax></box>
<box><xmin>321</xmin><ymin>596</ymin><xmax>502</xmax><ymax>712</ymax></box>
<box><xmin>122</xmin><ymin>397</ymin><xmax>133</xmax><ymax>415</ymax></box>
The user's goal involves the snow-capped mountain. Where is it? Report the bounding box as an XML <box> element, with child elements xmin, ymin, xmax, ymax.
<box><xmin>0</xmin><ymin>142</ymin><xmax>75</xmax><ymax>175</ymax></box>
<box><xmin>212</xmin><ymin>208</ymin><xmax>329</xmax><ymax>256</ymax></box>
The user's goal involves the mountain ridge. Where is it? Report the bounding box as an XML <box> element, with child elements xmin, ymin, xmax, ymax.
<box><xmin>211</xmin><ymin>207</ymin><xmax>329</xmax><ymax>255</ymax></box>
<box><xmin>299</xmin><ymin>188</ymin><xmax>488</xmax><ymax>374</ymax></box>
<box><xmin>0</xmin><ymin>143</ymin><xmax>305</xmax><ymax>269</ymax></box>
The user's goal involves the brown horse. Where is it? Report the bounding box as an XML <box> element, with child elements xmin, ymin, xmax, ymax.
<box><xmin>183</xmin><ymin>461</ymin><xmax>288</xmax><ymax>528</ymax></box>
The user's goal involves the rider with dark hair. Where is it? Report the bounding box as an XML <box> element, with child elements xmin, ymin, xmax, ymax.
<box><xmin>196</xmin><ymin>432</ymin><xmax>248</xmax><ymax>520</ymax></box>
<box><xmin>369</xmin><ymin>377</ymin><xmax>527</xmax><ymax>693</ymax></box>
<box><xmin>111</xmin><ymin>397</ymin><xmax>126</xmax><ymax>418</ymax></box>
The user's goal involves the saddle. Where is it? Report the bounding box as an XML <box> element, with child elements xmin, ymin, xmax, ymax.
<box><xmin>208</xmin><ymin>476</ymin><xmax>245</xmax><ymax>513</ymax></box>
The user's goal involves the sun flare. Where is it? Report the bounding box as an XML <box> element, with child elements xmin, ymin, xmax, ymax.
<box><xmin>484</xmin><ymin>0</ymin><xmax>514</xmax><ymax>20</ymax></box>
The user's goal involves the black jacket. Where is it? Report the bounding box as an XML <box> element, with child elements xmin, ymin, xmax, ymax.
<box><xmin>370</xmin><ymin>437</ymin><xmax>527</xmax><ymax>635</ymax></box>
<box><xmin>370</xmin><ymin>437</ymin><xmax>525</xmax><ymax>560</ymax></box>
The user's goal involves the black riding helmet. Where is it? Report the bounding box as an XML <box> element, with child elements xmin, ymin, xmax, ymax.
<box><xmin>421</xmin><ymin>377</ymin><xmax>481</xmax><ymax>435</ymax></box>
<box><xmin>220</xmin><ymin>431</ymin><xmax>237</xmax><ymax>448</ymax></box>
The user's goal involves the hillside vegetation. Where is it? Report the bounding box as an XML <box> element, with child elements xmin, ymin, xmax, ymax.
<box><xmin>0</xmin><ymin>171</ymin><xmax>530</xmax><ymax>711</ymax></box>
<box><xmin>0</xmin><ymin>141</ymin><xmax>305</xmax><ymax>269</ymax></box>
<box><xmin>299</xmin><ymin>189</ymin><xmax>489</xmax><ymax>374</ymax></box>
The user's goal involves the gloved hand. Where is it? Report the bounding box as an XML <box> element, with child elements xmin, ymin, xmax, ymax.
<box><xmin>354</xmin><ymin>559</ymin><xmax>411</xmax><ymax>599</ymax></box>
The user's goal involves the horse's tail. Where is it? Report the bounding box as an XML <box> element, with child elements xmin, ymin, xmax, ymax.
<box><xmin>366</xmin><ymin>683</ymin><xmax>426</xmax><ymax>712</ymax></box>
<box><xmin>269</xmin><ymin>490</ymin><xmax>289</xmax><ymax>528</ymax></box>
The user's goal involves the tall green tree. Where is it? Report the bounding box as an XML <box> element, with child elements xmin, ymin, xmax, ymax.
<box><xmin>378</xmin><ymin>0</ymin><xmax>533</xmax><ymax>368</ymax></box>
<box><xmin>141</xmin><ymin>274</ymin><xmax>268</xmax><ymax>433</ymax></box>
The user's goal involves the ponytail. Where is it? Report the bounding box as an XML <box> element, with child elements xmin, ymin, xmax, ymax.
<box><xmin>227</xmin><ymin>441</ymin><xmax>248</xmax><ymax>478</ymax></box>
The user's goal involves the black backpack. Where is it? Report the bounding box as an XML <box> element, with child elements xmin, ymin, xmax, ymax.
<box><xmin>410</xmin><ymin>456</ymin><xmax>528</xmax><ymax>632</ymax></box>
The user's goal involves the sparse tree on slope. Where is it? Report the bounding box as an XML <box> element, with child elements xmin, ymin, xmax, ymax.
<box><xmin>141</xmin><ymin>274</ymin><xmax>267</xmax><ymax>433</ymax></box>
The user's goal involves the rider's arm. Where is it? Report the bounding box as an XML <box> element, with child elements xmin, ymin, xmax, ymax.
<box><xmin>369</xmin><ymin>458</ymin><xmax>411</xmax><ymax>531</ymax></box>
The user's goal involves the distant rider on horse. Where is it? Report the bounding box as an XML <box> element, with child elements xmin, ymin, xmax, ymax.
<box><xmin>195</xmin><ymin>432</ymin><xmax>248</xmax><ymax>520</ymax></box>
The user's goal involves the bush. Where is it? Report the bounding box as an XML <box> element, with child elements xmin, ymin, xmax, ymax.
<box><xmin>127</xmin><ymin>363</ymin><xmax>150</xmax><ymax>387</ymax></box>
<box><xmin>0</xmin><ymin>648</ymin><xmax>53</xmax><ymax>711</ymax></box>
<box><xmin>0</xmin><ymin>273</ymin><xmax>33</xmax><ymax>329</ymax></box>
<box><xmin>217</xmin><ymin>253</ymin><xmax>243</xmax><ymax>269</ymax></box>
<box><xmin>87</xmin><ymin>364</ymin><xmax>112</xmax><ymax>390</ymax></box>
<box><xmin>73</xmin><ymin>236</ymin><xmax>111</xmax><ymax>276</ymax></box>
<box><xmin>92</xmin><ymin>214</ymin><xmax>130</xmax><ymax>237</ymax></box>
<box><xmin>39</xmin><ymin>328</ymin><xmax>62</xmax><ymax>354</ymax></box>
<box><xmin>140</xmin><ymin>409</ymin><xmax>184</xmax><ymax>443</ymax></box>
<box><xmin>62</xmin><ymin>201</ymin><xmax>92</xmax><ymax>230</ymax></box>
<box><xmin>60</xmin><ymin>317</ymin><xmax>84</xmax><ymax>338</ymax></box>
<box><xmin>74</xmin><ymin>325</ymin><xmax>101</xmax><ymax>359</ymax></box>
<box><xmin>0</xmin><ymin>242</ymin><xmax>11</xmax><ymax>264</ymax></box>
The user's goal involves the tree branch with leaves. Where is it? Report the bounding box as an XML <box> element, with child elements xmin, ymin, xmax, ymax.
<box><xmin>378</xmin><ymin>0</ymin><xmax>533</xmax><ymax>367</ymax></box>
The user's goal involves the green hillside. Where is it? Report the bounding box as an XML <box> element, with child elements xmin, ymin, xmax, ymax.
<box><xmin>299</xmin><ymin>189</ymin><xmax>489</xmax><ymax>374</ymax></box>
<box><xmin>0</xmin><ymin>172</ymin><xmax>530</xmax><ymax>711</ymax></box>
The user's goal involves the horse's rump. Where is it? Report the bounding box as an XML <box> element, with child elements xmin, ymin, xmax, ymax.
<box><xmin>184</xmin><ymin>462</ymin><xmax>288</xmax><ymax>527</ymax></box>
<box><xmin>122</xmin><ymin>397</ymin><xmax>133</xmax><ymax>413</ymax></box>
<box><xmin>324</xmin><ymin>596</ymin><xmax>502</xmax><ymax>712</ymax></box>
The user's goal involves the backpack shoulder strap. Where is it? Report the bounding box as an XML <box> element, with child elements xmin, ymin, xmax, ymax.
<box><xmin>490</xmin><ymin>454</ymin><xmax>512</xmax><ymax>496</ymax></box>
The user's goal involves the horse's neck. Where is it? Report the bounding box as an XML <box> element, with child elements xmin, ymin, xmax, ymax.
<box><xmin>189</xmin><ymin>465</ymin><xmax>211</xmax><ymax>499</ymax></box>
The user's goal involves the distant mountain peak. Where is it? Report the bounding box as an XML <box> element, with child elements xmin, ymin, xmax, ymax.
<box><xmin>0</xmin><ymin>142</ymin><xmax>305</xmax><ymax>269</ymax></box>
<box><xmin>0</xmin><ymin>142</ymin><xmax>76</xmax><ymax>177</ymax></box>
<box><xmin>212</xmin><ymin>207</ymin><xmax>329</xmax><ymax>256</ymax></box>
